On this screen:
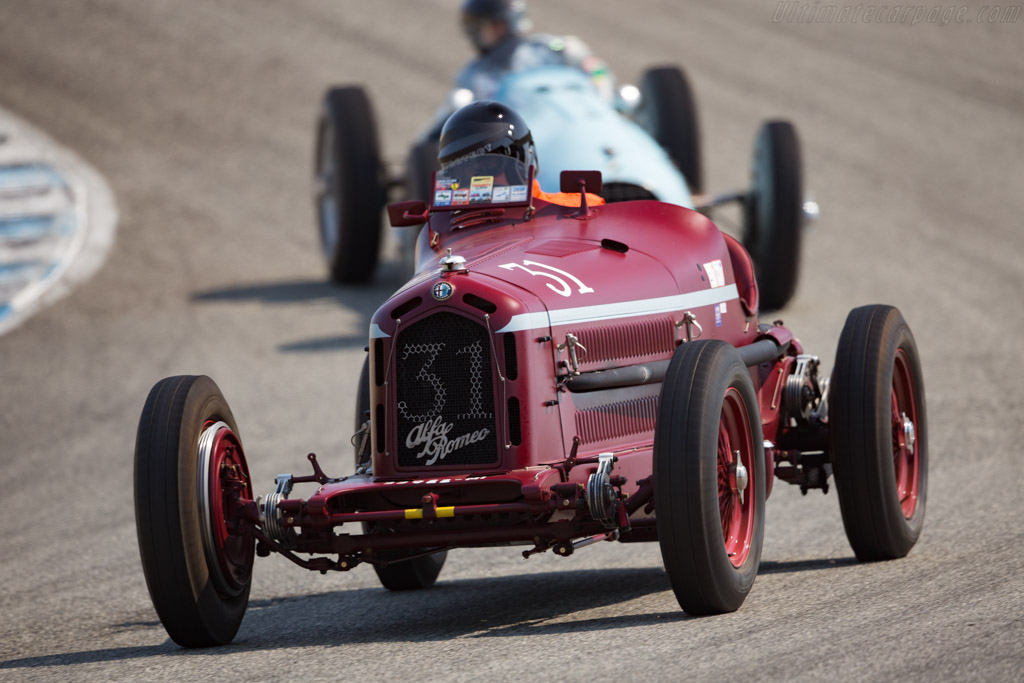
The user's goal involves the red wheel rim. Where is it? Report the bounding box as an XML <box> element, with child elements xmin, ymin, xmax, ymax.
<box><xmin>891</xmin><ymin>349</ymin><xmax>920</xmax><ymax>518</ymax></box>
<box><xmin>205</xmin><ymin>426</ymin><xmax>254</xmax><ymax>593</ymax></box>
<box><xmin>718</xmin><ymin>387</ymin><xmax>756</xmax><ymax>568</ymax></box>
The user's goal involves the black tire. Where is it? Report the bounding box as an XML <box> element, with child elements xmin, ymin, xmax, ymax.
<box><xmin>638</xmin><ymin>66</ymin><xmax>703</xmax><ymax>194</ymax></box>
<box><xmin>134</xmin><ymin>375</ymin><xmax>254</xmax><ymax>647</ymax></box>
<box><xmin>405</xmin><ymin>139</ymin><xmax>440</xmax><ymax>203</ymax></box>
<box><xmin>354</xmin><ymin>355</ymin><xmax>372</xmax><ymax>469</ymax></box>
<box><xmin>830</xmin><ymin>305</ymin><xmax>928</xmax><ymax>561</ymax></box>
<box><xmin>743</xmin><ymin>120</ymin><xmax>803</xmax><ymax>311</ymax></box>
<box><xmin>371</xmin><ymin>549</ymin><xmax>447</xmax><ymax>591</ymax></box>
<box><xmin>355</xmin><ymin>356</ymin><xmax>447</xmax><ymax>589</ymax></box>
<box><xmin>314</xmin><ymin>86</ymin><xmax>385</xmax><ymax>283</ymax></box>
<box><xmin>654</xmin><ymin>340</ymin><xmax>766</xmax><ymax>615</ymax></box>
<box><xmin>398</xmin><ymin>139</ymin><xmax>440</xmax><ymax>275</ymax></box>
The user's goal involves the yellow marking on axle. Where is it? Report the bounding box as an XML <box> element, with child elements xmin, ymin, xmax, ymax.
<box><xmin>404</xmin><ymin>506</ymin><xmax>456</xmax><ymax>520</ymax></box>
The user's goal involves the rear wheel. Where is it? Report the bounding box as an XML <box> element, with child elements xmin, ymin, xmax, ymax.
<box><xmin>830</xmin><ymin>305</ymin><xmax>927</xmax><ymax>560</ymax></box>
<box><xmin>134</xmin><ymin>375</ymin><xmax>254</xmax><ymax>647</ymax></box>
<box><xmin>405</xmin><ymin>140</ymin><xmax>439</xmax><ymax>204</ymax></box>
<box><xmin>398</xmin><ymin>139</ymin><xmax>440</xmax><ymax>275</ymax></box>
<box><xmin>314</xmin><ymin>86</ymin><xmax>385</xmax><ymax>283</ymax></box>
<box><xmin>638</xmin><ymin>65</ymin><xmax>703</xmax><ymax>194</ymax></box>
<box><xmin>655</xmin><ymin>340</ymin><xmax>765</xmax><ymax>614</ymax></box>
<box><xmin>355</xmin><ymin>356</ymin><xmax>447</xmax><ymax>590</ymax></box>
<box><xmin>743</xmin><ymin>120</ymin><xmax>803</xmax><ymax>311</ymax></box>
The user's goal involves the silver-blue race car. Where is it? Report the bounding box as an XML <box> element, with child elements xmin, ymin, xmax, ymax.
<box><xmin>314</xmin><ymin>61</ymin><xmax>816</xmax><ymax>310</ymax></box>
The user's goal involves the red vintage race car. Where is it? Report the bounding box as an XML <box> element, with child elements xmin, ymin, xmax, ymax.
<box><xmin>135</xmin><ymin>158</ymin><xmax>926</xmax><ymax>648</ymax></box>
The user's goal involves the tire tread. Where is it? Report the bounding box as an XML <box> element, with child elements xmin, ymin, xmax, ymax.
<box><xmin>655</xmin><ymin>340</ymin><xmax>765</xmax><ymax>615</ymax></box>
<box><xmin>135</xmin><ymin>375</ymin><xmax>250</xmax><ymax>647</ymax></box>
<box><xmin>831</xmin><ymin>305</ymin><xmax>927</xmax><ymax>561</ymax></box>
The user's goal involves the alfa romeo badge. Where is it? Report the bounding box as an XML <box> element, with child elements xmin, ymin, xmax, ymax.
<box><xmin>432</xmin><ymin>281</ymin><xmax>454</xmax><ymax>301</ymax></box>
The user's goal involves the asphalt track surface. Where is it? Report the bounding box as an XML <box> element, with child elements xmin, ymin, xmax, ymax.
<box><xmin>1</xmin><ymin>1</ymin><xmax>1021</xmax><ymax>680</ymax></box>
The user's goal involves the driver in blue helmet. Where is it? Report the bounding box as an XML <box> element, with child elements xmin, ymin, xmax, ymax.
<box><xmin>445</xmin><ymin>0</ymin><xmax>617</xmax><ymax>110</ymax></box>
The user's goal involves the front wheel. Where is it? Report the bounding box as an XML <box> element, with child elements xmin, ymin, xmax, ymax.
<box><xmin>655</xmin><ymin>340</ymin><xmax>766</xmax><ymax>615</ymax></box>
<box><xmin>830</xmin><ymin>305</ymin><xmax>928</xmax><ymax>561</ymax></box>
<box><xmin>134</xmin><ymin>375</ymin><xmax>254</xmax><ymax>647</ymax></box>
<box><xmin>314</xmin><ymin>86</ymin><xmax>385</xmax><ymax>283</ymax></box>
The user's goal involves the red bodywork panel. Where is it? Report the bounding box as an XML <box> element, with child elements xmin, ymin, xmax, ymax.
<box><xmin>279</xmin><ymin>196</ymin><xmax>803</xmax><ymax>556</ymax></box>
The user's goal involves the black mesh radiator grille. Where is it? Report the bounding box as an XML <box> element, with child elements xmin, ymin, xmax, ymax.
<box><xmin>395</xmin><ymin>312</ymin><xmax>498</xmax><ymax>468</ymax></box>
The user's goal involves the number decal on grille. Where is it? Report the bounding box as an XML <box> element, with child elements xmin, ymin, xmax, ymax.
<box><xmin>396</xmin><ymin>313</ymin><xmax>498</xmax><ymax>467</ymax></box>
<box><xmin>456</xmin><ymin>339</ymin><xmax>491</xmax><ymax>419</ymax></box>
<box><xmin>397</xmin><ymin>341</ymin><xmax>446</xmax><ymax>421</ymax></box>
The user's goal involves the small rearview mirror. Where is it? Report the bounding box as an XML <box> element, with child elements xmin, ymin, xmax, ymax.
<box><xmin>387</xmin><ymin>200</ymin><xmax>429</xmax><ymax>227</ymax></box>
<box><xmin>560</xmin><ymin>170</ymin><xmax>603</xmax><ymax>195</ymax></box>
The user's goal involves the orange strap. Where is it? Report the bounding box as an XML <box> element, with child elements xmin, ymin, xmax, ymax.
<box><xmin>532</xmin><ymin>179</ymin><xmax>605</xmax><ymax>207</ymax></box>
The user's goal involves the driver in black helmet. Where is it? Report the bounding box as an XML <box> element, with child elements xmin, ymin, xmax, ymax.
<box><xmin>453</xmin><ymin>0</ymin><xmax>616</xmax><ymax>104</ymax></box>
<box><xmin>437</xmin><ymin>100</ymin><xmax>604</xmax><ymax>209</ymax></box>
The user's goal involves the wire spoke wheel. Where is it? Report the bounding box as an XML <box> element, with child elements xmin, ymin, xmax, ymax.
<box><xmin>890</xmin><ymin>349</ymin><xmax>921</xmax><ymax>518</ymax></box>
<box><xmin>655</xmin><ymin>340</ymin><xmax>765</xmax><ymax>615</ymax></box>
<box><xmin>198</xmin><ymin>421</ymin><xmax>254</xmax><ymax>596</ymax></box>
<box><xmin>135</xmin><ymin>375</ymin><xmax>254</xmax><ymax>647</ymax></box>
<box><xmin>831</xmin><ymin>305</ymin><xmax>928</xmax><ymax>561</ymax></box>
<box><xmin>718</xmin><ymin>388</ymin><xmax>756</xmax><ymax>568</ymax></box>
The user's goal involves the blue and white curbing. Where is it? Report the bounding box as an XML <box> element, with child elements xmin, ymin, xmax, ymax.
<box><xmin>0</xmin><ymin>105</ymin><xmax>117</xmax><ymax>336</ymax></box>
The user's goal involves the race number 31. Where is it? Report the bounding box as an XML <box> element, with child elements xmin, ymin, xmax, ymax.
<box><xmin>498</xmin><ymin>260</ymin><xmax>594</xmax><ymax>298</ymax></box>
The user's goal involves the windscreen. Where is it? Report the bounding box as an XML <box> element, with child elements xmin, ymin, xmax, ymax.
<box><xmin>431</xmin><ymin>154</ymin><xmax>532</xmax><ymax>211</ymax></box>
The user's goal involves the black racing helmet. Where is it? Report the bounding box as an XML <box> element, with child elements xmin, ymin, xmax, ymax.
<box><xmin>438</xmin><ymin>100</ymin><xmax>537</xmax><ymax>173</ymax></box>
<box><xmin>462</xmin><ymin>0</ymin><xmax>529</xmax><ymax>52</ymax></box>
